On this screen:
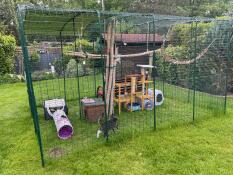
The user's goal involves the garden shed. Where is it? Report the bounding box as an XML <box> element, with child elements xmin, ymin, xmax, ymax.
<box><xmin>103</xmin><ymin>33</ymin><xmax>164</xmax><ymax>80</ymax></box>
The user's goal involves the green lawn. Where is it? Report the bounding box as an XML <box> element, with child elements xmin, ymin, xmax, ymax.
<box><xmin>1</xmin><ymin>82</ymin><xmax>233</xmax><ymax>175</ymax></box>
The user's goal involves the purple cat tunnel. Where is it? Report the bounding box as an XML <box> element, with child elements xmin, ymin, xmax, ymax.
<box><xmin>52</xmin><ymin>110</ymin><xmax>73</xmax><ymax>140</ymax></box>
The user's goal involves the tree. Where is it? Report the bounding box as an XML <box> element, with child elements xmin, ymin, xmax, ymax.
<box><xmin>66</xmin><ymin>59</ymin><xmax>77</xmax><ymax>77</ymax></box>
<box><xmin>0</xmin><ymin>0</ymin><xmax>18</xmax><ymax>37</ymax></box>
<box><xmin>0</xmin><ymin>32</ymin><xmax>16</xmax><ymax>75</ymax></box>
<box><xmin>2</xmin><ymin>0</ymin><xmax>233</xmax><ymax>41</ymax></box>
<box><xmin>0</xmin><ymin>22</ymin><xmax>7</xmax><ymax>34</ymax></box>
<box><xmin>66</xmin><ymin>59</ymin><xmax>84</xmax><ymax>77</ymax></box>
<box><xmin>127</xmin><ymin>0</ymin><xmax>232</xmax><ymax>18</ymax></box>
<box><xmin>156</xmin><ymin>19</ymin><xmax>233</xmax><ymax>95</ymax></box>
<box><xmin>30</xmin><ymin>51</ymin><xmax>40</xmax><ymax>70</ymax></box>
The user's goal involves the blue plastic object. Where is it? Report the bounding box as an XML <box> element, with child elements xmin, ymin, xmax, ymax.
<box><xmin>144</xmin><ymin>99</ymin><xmax>154</xmax><ymax>110</ymax></box>
<box><xmin>127</xmin><ymin>102</ymin><xmax>141</xmax><ymax>111</ymax></box>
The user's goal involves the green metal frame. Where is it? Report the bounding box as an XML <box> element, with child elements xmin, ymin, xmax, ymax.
<box><xmin>17</xmin><ymin>5</ymin><xmax>45</xmax><ymax>167</ymax></box>
<box><xmin>17</xmin><ymin>4</ymin><xmax>232</xmax><ymax>167</ymax></box>
<box><xmin>192</xmin><ymin>20</ymin><xmax>198</xmax><ymax>123</ymax></box>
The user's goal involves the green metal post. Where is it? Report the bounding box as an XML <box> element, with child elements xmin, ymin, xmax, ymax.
<box><xmin>77</xmin><ymin>59</ymin><xmax>82</xmax><ymax>118</ymax></box>
<box><xmin>224</xmin><ymin>32</ymin><xmax>233</xmax><ymax>113</ymax></box>
<box><xmin>60</xmin><ymin>32</ymin><xmax>67</xmax><ymax>102</ymax></box>
<box><xmin>93</xmin><ymin>60</ymin><xmax>97</xmax><ymax>96</ymax></box>
<box><xmin>153</xmin><ymin>51</ymin><xmax>157</xmax><ymax>130</ymax></box>
<box><xmin>162</xmin><ymin>53</ymin><xmax>165</xmax><ymax>94</ymax></box>
<box><xmin>146</xmin><ymin>22</ymin><xmax>149</xmax><ymax>51</ymax></box>
<box><xmin>174</xmin><ymin>64</ymin><xmax>178</xmax><ymax>86</ymax></box>
<box><xmin>188</xmin><ymin>0</ymin><xmax>195</xmax><ymax>104</ymax></box>
<box><xmin>192</xmin><ymin>20</ymin><xmax>198</xmax><ymax>123</ymax></box>
<box><xmin>188</xmin><ymin>20</ymin><xmax>194</xmax><ymax>103</ymax></box>
<box><xmin>152</xmin><ymin>16</ymin><xmax>157</xmax><ymax>130</ymax></box>
<box><xmin>17</xmin><ymin>7</ymin><xmax>45</xmax><ymax>167</ymax></box>
<box><xmin>93</xmin><ymin>38</ymin><xmax>97</xmax><ymax>94</ymax></box>
<box><xmin>97</xmin><ymin>11</ymin><xmax>108</xmax><ymax>140</ymax></box>
<box><xmin>120</xmin><ymin>20</ymin><xmax>123</xmax><ymax>78</ymax></box>
<box><xmin>72</xmin><ymin>18</ymin><xmax>82</xmax><ymax>118</ymax></box>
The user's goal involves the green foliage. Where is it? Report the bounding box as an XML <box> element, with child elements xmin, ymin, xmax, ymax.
<box><xmin>168</xmin><ymin>22</ymin><xmax>213</xmax><ymax>47</ymax></box>
<box><xmin>195</xmin><ymin>1</ymin><xmax>230</xmax><ymax>17</ymax></box>
<box><xmin>31</xmin><ymin>71</ymin><xmax>55</xmax><ymax>81</ymax></box>
<box><xmin>64</xmin><ymin>39</ymin><xmax>93</xmax><ymax>52</ymax></box>
<box><xmin>0</xmin><ymin>32</ymin><xmax>16</xmax><ymax>75</ymax></box>
<box><xmin>0</xmin><ymin>0</ymin><xmax>16</xmax><ymax>34</ymax></box>
<box><xmin>75</xmin><ymin>39</ymin><xmax>92</xmax><ymax>52</ymax></box>
<box><xmin>164</xmin><ymin>45</ymin><xmax>188</xmax><ymax>60</ymax></box>
<box><xmin>195</xmin><ymin>20</ymin><xmax>233</xmax><ymax>94</ymax></box>
<box><xmin>156</xmin><ymin>45</ymin><xmax>190</xmax><ymax>87</ymax></box>
<box><xmin>77</xmin><ymin>63</ymin><xmax>86</xmax><ymax>76</ymax></box>
<box><xmin>115</xmin><ymin>20</ymin><xmax>139</xmax><ymax>34</ymax></box>
<box><xmin>66</xmin><ymin>59</ymin><xmax>85</xmax><ymax>77</ymax></box>
<box><xmin>129</xmin><ymin>0</ymin><xmax>232</xmax><ymax>18</ymax></box>
<box><xmin>2</xmin><ymin>0</ymin><xmax>233</xmax><ymax>40</ymax></box>
<box><xmin>66</xmin><ymin>59</ymin><xmax>77</xmax><ymax>77</ymax></box>
<box><xmin>30</xmin><ymin>51</ymin><xmax>40</xmax><ymax>69</ymax></box>
<box><xmin>0</xmin><ymin>22</ymin><xmax>7</xmax><ymax>34</ymax></box>
<box><xmin>52</xmin><ymin>59</ymin><xmax>63</xmax><ymax>76</ymax></box>
<box><xmin>55</xmin><ymin>57</ymin><xmax>93</xmax><ymax>78</ymax></box>
<box><xmin>156</xmin><ymin>20</ymin><xmax>230</xmax><ymax>95</ymax></box>
<box><xmin>0</xmin><ymin>74</ymin><xmax>24</xmax><ymax>84</ymax></box>
<box><xmin>52</xmin><ymin>56</ymin><xmax>72</xmax><ymax>76</ymax></box>
<box><xmin>105</xmin><ymin>0</ymin><xmax>134</xmax><ymax>11</ymax></box>
<box><xmin>63</xmin><ymin>39</ymin><xmax>95</xmax><ymax>77</ymax></box>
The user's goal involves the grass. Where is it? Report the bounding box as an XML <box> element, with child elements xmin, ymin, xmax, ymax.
<box><xmin>1</xmin><ymin>81</ymin><xmax>233</xmax><ymax>174</ymax></box>
<box><xmin>33</xmin><ymin>76</ymin><xmax>225</xmax><ymax>162</ymax></box>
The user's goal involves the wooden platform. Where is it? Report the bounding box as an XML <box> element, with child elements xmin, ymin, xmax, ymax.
<box><xmin>114</xmin><ymin>73</ymin><xmax>153</xmax><ymax>114</ymax></box>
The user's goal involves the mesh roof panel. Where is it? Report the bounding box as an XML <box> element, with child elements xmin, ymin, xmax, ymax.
<box><xmin>17</xmin><ymin>4</ymin><xmax>215</xmax><ymax>36</ymax></box>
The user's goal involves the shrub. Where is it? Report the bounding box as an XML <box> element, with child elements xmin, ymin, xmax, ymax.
<box><xmin>30</xmin><ymin>51</ymin><xmax>40</xmax><ymax>70</ymax></box>
<box><xmin>0</xmin><ymin>33</ymin><xmax>16</xmax><ymax>75</ymax></box>
<box><xmin>168</xmin><ymin>22</ymin><xmax>213</xmax><ymax>47</ymax></box>
<box><xmin>66</xmin><ymin>59</ymin><xmax>85</xmax><ymax>77</ymax></box>
<box><xmin>52</xmin><ymin>56</ymin><xmax>71</xmax><ymax>76</ymax></box>
<box><xmin>66</xmin><ymin>59</ymin><xmax>77</xmax><ymax>77</ymax></box>
<box><xmin>164</xmin><ymin>45</ymin><xmax>188</xmax><ymax>60</ymax></box>
<box><xmin>0</xmin><ymin>74</ymin><xmax>24</xmax><ymax>84</ymax></box>
<box><xmin>31</xmin><ymin>71</ymin><xmax>55</xmax><ymax>81</ymax></box>
<box><xmin>157</xmin><ymin>20</ymin><xmax>230</xmax><ymax>95</ymax></box>
<box><xmin>64</xmin><ymin>39</ymin><xmax>92</xmax><ymax>53</ymax></box>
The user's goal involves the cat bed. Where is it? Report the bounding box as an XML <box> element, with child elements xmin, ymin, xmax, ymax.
<box><xmin>148</xmin><ymin>89</ymin><xmax>164</xmax><ymax>106</ymax></box>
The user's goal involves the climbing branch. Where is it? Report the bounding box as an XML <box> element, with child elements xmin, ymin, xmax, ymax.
<box><xmin>66</xmin><ymin>39</ymin><xmax>216</xmax><ymax>65</ymax></box>
<box><xmin>105</xmin><ymin>20</ymin><xmax>116</xmax><ymax>117</ymax></box>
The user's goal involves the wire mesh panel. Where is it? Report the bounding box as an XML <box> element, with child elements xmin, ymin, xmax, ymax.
<box><xmin>195</xmin><ymin>20</ymin><xmax>232</xmax><ymax>123</ymax></box>
<box><xmin>26</xmin><ymin>12</ymin><xmax>109</xmax><ymax>163</ymax></box>
<box><xmin>155</xmin><ymin>21</ymin><xmax>194</xmax><ymax>128</ymax></box>
<box><xmin>17</xmin><ymin>4</ymin><xmax>232</xmax><ymax>166</ymax></box>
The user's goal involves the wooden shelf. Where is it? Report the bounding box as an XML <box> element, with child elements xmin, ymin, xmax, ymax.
<box><xmin>114</xmin><ymin>72</ymin><xmax>154</xmax><ymax>114</ymax></box>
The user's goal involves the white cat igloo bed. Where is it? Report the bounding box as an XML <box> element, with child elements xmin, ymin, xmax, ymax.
<box><xmin>148</xmin><ymin>89</ymin><xmax>164</xmax><ymax>106</ymax></box>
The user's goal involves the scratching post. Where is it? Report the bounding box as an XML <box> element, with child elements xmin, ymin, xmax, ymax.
<box><xmin>130</xmin><ymin>76</ymin><xmax>136</xmax><ymax>110</ymax></box>
<box><xmin>141</xmin><ymin>68</ymin><xmax>145</xmax><ymax>110</ymax></box>
<box><xmin>105</xmin><ymin>20</ymin><xmax>116</xmax><ymax>117</ymax></box>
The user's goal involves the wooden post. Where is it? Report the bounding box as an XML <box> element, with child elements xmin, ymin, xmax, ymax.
<box><xmin>141</xmin><ymin>68</ymin><xmax>145</xmax><ymax>110</ymax></box>
<box><xmin>105</xmin><ymin>20</ymin><xmax>116</xmax><ymax>117</ymax></box>
<box><xmin>130</xmin><ymin>77</ymin><xmax>136</xmax><ymax>111</ymax></box>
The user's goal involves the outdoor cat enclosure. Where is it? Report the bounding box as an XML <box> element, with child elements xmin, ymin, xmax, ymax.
<box><xmin>17</xmin><ymin>4</ymin><xmax>233</xmax><ymax>166</ymax></box>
